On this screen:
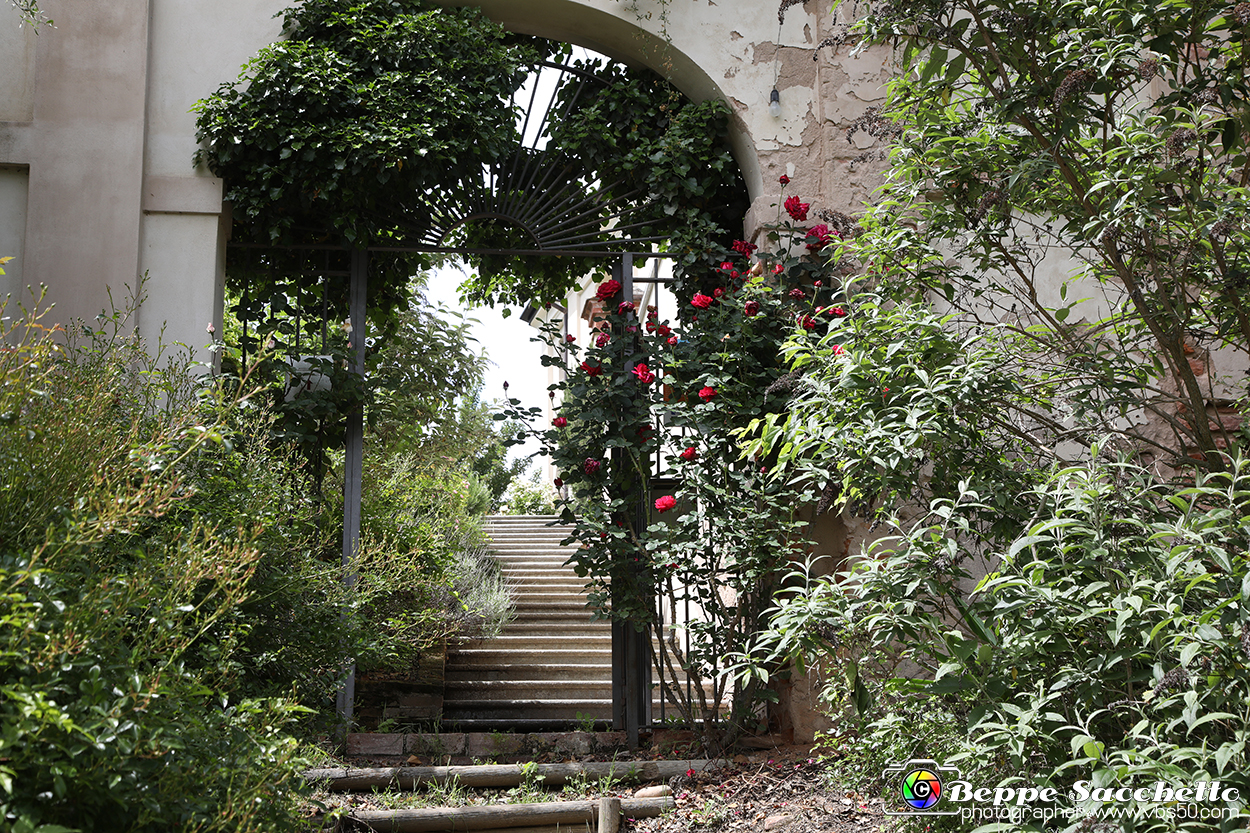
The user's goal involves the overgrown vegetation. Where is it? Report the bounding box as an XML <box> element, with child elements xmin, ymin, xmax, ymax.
<box><xmin>0</xmin><ymin>272</ymin><xmax>515</xmax><ymax>829</ymax></box>
<box><xmin>729</xmin><ymin>0</ymin><xmax>1250</xmax><ymax>828</ymax></box>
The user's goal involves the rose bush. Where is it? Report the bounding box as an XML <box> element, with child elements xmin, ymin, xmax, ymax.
<box><xmin>503</xmin><ymin>207</ymin><xmax>849</xmax><ymax>743</ymax></box>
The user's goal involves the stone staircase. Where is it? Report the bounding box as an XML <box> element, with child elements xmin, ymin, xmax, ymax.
<box><xmin>443</xmin><ymin>515</ymin><xmax>615</xmax><ymax>730</ymax></box>
<box><xmin>443</xmin><ymin>515</ymin><xmax>724</xmax><ymax>731</ymax></box>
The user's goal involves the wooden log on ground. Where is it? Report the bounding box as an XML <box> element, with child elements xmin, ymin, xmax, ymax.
<box><xmin>596</xmin><ymin>798</ymin><xmax>620</xmax><ymax>833</ymax></box>
<box><xmin>349</xmin><ymin>797</ymin><xmax>675</xmax><ymax>832</ymax></box>
<box><xmin>306</xmin><ymin>760</ymin><xmax>712</xmax><ymax>791</ymax></box>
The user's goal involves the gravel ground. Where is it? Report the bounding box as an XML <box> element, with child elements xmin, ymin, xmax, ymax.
<box><xmin>639</xmin><ymin>748</ymin><xmax>890</xmax><ymax>833</ymax></box>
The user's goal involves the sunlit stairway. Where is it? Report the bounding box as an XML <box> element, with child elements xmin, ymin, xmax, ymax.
<box><xmin>442</xmin><ymin>515</ymin><xmax>615</xmax><ymax>730</ymax></box>
<box><xmin>442</xmin><ymin>515</ymin><xmax>724</xmax><ymax>731</ymax></box>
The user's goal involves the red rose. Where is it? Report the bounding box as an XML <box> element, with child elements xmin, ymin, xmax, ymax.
<box><xmin>698</xmin><ymin>386</ymin><xmax>717</xmax><ymax>402</ymax></box>
<box><xmin>720</xmin><ymin>261</ymin><xmax>735</xmax><ymax>272</ymax></box>
<box><xmin>789</xmin><ymin>288</ymin><xmax>806</xmax><ymax>300</ymax></box>
<box><xmin>637</xmin><ymin>423</ymin><xmax>655</xmax><ymax>441</ymax></box>
<box><xmin>655</xmin><ymin>495</ymin><xmax>678</xmax><ymax>513</ymax></box>
<box><xmin>595</xmin><ymin>332</ymin><xmax>610</xmax><ymax>347</ymax></box>
<box><xmin>801</xmin><ymin>314</ymin><xmax>816</xmax><ymax>330</ymax></box>
<box><xmin>713</xmin><ymin>287</ymin><xmax>725</xmax><ymax>298</ymax></box>
<box><xmin>632</xmin><ymin>363</ymin><xmax>656</xmax><ymax>384</ymax></box>
<box><xmin>667</xmin><ymin>335</ymin><xmax>679</xmax><ymax>346</ymax></box>
<box><xmin>596</xmin><ymin>279</ymin><xmax>622</xmax><ymax>301</ymax></box>
<box><xmin>691</xmin><ymin>293</ymin><xmax>714</xmax><ymax>309</ymax></box>
<box><xmin>679</xmin><ymin>447</ymin><xmax>697</xmax><ymax>461</ymax></box>
<box><xmin>732</xmin><ymin>239</ymin><xmax>758</xmax><ymax>257</ymax></box>
<box><xmin>618</xmin><ymin>301</ymin><xmax>636</xmax><ymax>315</ymax></box>
<box><xmin>830</xmin><ymin>306</ymin><xmax>846</xmax><ymax>317</ymax></box>
<box><xmin>832</xmin><ymin>344</ymin><xmax>846</xmax><ymax>356</ymax></box>
<box><xmin>772</xmin><ymin>263</ymin><xmax>785</xmax><ymax>275</ymax></box>
<box><xmin>744</xmin><ymin>300</ymin><xmax>761</xmax><ymax>316</ymax></box>
<box><xmin>582</xmin><ymin>361</ymin><xmax>602</xmax><ymax>377</ymax></box>
<box><xmin>584</xmin><ymin>458</ymin><xmax>602</xmax><ymax>475</ymax></box>
<box><xmin>779</xmin><ymin>174</ymin><xmax>790</xmax><ymax>185</ymax></box>
<box><xmin>553</xmin><ymin>477</ymin><xmax>563</xmax><ymax>488</ymax></box>
<box><xmin>646</xmin><ymin>321</ymin><xmax>656</xmax><ymax>332</ymax></box>
<box><xmin>784</xmin><ymin>195</ymin><xmax>810</xmax><ymax>221</ymax></box>
<box><xmin>657</xmin><ymin>325</ymin><xmax>671</xmax><ymax>336</ymax></box>
<box><xmin>553</xmin><ymin>416</ymin><xmax>568</xmax><ymax>428</ymax></box>
<box><xmin>805</xmin><ymin>224</ymin><xmax>836</xmax><ymax>252</ymax></box>
<box><xmin>565</xmin><ymin>334</ymin><xmax>576</xmax><ymax>343</ymax></box>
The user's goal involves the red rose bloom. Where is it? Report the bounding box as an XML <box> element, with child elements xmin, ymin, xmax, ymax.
<box><xmin>805</xmin><ymin>224</ymin><xmax>837</xmax><ymax>251</ymax></box>
<box><xmin>565</xmin><ymin>334</ymin><xmax>576</xmax><ymax>343</ymax></box>
<box><xmin>713</xmin><ymin>287</ymin><xmax>725</xmax><ymax>298</ymax></box>
<box><xmin>655</xmin><ymin>495</ymin><xmax>678</xmax><ymax>513</ymax></box>
<box><xmin>691</xmin><ymin>293</ymin><xmax>714</xmax><ymax>309</ymax></box>
<box><xmin>646</xmin><ymin>321</ymin><xmax>656</xmax><ymax>332</ymax></box>
<box><xmin>801</xmin><ymin>314</ymin><xmax>816</xmax><ymax>330</ymax></box>
<box><xmin>657</xmin><ymin>325</ymin><xmax>671</xmax><ymax>336</ymax></box>
<box><xmin>831</xmin><ymin>306</ymin><xmax>846</xmax><ymax>317</ymax></box>
<box><xmin>720</xmin><ymin>261</ymin><xmax>735</xmax><ymax>272</ymax></box>
<box><xmin>832</xmin><ymin>344</ymin><xmax>846</xmax><ymax>356</ymax></box>
<box><xmin>637</xmin><ymin>423</ymin><xmax>655</xmax><ymax>441</ymax></box>
<box><xmin>732</xmin><ymin>239</ymin><xmax>758</xmax><ymax>257</ymax></box>
<box><xmin>618</xmin><ymin>301</ymin><xmax>636</xmax><ymax>315</ymax></box>
<box><xmin>789</xmin><ymin>288</ymin><xmax>806</xmax><ymax>300</ymax></box>
<box><xmin>679</xmin><ymin>447</ymin><xmax>698</xmax><ymax>462</ymax></box>
<box><xmin>744</xmin><ymin>300</ymin><xmax>761</xmax><ymax>316</ymax></box>
<box><xmin>553</xmin><ymin>477</ymin><xmax>563</xmax><ymax>488</ymax></box>
<box><xmin>667</xmin><ymin>335</ymin><xmax>679</xmax><ymax>346</ymax></box>
<box><xmin>698</xmin><ymin>386</ymin><xmax>717</xmax><ymax>402</ymax></box>
<box><xmin>584</xmin><ymin>458</ymin><xmax>602</xmax><ymax>475</ymax></box>
<box><xmin>779</xmin><ymin>174</ymin><xmax>791</xmax><ymax>185</ymax></box>
<box><xmin>581</xmin><ymin>361</ymin><xmax>602</xmax><ymax>377</ymax></box>
<box><xmin>553</xmin><ymin>416</ymin><xmax>568</xmax><ymax>428</ymax></box>
<box><xmin>596</xmin><ymin>279</ymin><xmax>622</xmax><ymax>301</ymax></box>
<box><xmin>784</xmin><ymin>195</ymin><xmax>810</xmax><ymax>221</ymax></box>
<box><xmin>632</xmin><ymin>363</ymin><xmax>656</xmax><ymax>384</ymax></box>
<box><xmin>595</xmin><ymin>332</ymin><xmax>610</xmax><ymax>347</ymax></box>
<box><xmin>772</xmin><ymin>263</ymin><xmax>785</xmax><ymax>274</ymax></box>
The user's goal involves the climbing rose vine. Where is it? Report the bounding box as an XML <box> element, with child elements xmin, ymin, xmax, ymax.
<box><xmin>501</xmin><ymin>202</ymin><xmax>850</xmax><ymax>745</ymax></box>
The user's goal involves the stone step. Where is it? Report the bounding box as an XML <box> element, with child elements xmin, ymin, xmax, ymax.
<box><xmin>440</xmin><ymin>699</ymin><xmax>614</xmax><ymax>720</ymax></box>
<box><xmin>442</xmin><ymin>699</ymin><xmax>693</xmax><ymax>721</ymax></box>
<box><xmin>445</xmin><ymin>680</ymin><xmax>614</xmax><ymax>701</ymax></box>
<box><xmin>502</xmin><ymin>581</ymin><xmax>588</xmax><ymax>592</ymax></box>
<box><xmin>445</xmin><ymin>663</ymin><xmax>614</xmax><ymax>682</ymax></box>
<box><xmin>508</xmin><ymin>599</ymin><xmax>594</xmax><ymax>608</ymax></box>
<box><xmin>449</xmin><ymin>648</ymin><xmax>613</xmax><ymax>666</ymax></box>
<box><xmin>452</xmin><ymin>634</ymin><xmax>613</xmax><ymax>651</ymax></box>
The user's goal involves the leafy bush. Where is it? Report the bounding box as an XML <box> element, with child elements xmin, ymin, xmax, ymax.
<box><xmin>500</xmin><ymin>470</ymin><xmax>557</xmax><ymax>515</ymax></box>
<box><xmin>0</xmin><ymin>297</ymin><xmax>313</xmax><ymax>832</ymax></box>
<box><xmin>747</xmin><ymin>456</ymin><xmax>1250</xmax><ymax>830</ymax></box>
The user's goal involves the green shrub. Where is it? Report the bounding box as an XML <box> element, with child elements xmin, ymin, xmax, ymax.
<box><xmin>0</xmin><ymin>297</ymin><xmax>313</xmax><ymax>832</ymax></box>
<box><xmin>748</xmin><ymin>457</ymin><xmax>1250</xmax><ymax>830</ymax></box>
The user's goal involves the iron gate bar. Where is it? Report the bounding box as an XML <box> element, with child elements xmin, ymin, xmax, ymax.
<box><xmin>335</xmin><ymin>247</ymin><xmax>368</xmax><ymax>738</ymax></box>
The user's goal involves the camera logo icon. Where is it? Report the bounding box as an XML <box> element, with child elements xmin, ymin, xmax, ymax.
<box><xmin>882</xmin><ymin>759</ymin><xmax>961</xmax><ymax>816</ymax></box>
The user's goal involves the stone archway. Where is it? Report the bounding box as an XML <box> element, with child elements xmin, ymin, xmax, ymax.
<box><xmin>434</xmin><ymin>0</ymin><xmax>765</xmax><ymax>200</ymax></box>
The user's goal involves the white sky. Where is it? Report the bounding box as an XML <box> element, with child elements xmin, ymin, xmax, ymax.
<box><xmin>423</xmin><ymin>263</ymin><xmax>552</xmax><ymax>465</ymax></box>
